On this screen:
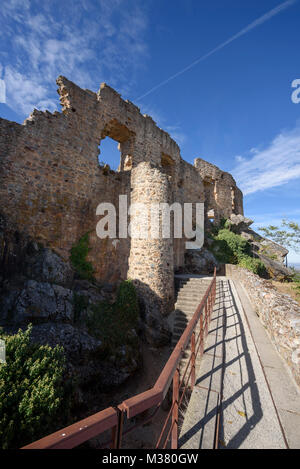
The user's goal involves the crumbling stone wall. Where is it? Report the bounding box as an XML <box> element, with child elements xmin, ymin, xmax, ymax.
<box><xmin>194</xmin><ymin>158</ymin><xmax>243</xmax><ymax>224</ymax></box>
<box><xmin>0</xmin><ymin>76</ymin><xmax>243</xmax><ymax>322</ymax></box>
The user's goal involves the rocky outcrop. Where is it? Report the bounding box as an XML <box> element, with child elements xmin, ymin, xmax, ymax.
<box><xmin>256</xmin><ymin>253</ymin><xmax>292</xmax><ymax>282</ymax></box>
<box><xmin>226</xmin><ymin>213</ymin><xmax>254</xmax><ymax>233</ymax></box>
<box><xmin>240</xmin><ymin>227</ymin><xmax>289</xmax><ymax>265</ymax></box>
<box><xmin>2</xmin><ymin>280</ymin><xmax>74</xmax><ymax>324</ymax></box>
<box><xmin>0</xmin><ymin>232</ymin><xmax>141</xmax><ymax>389</ymax></box>
<box><xmin>224</xmin><ymin>214</ymin><xmax>291</xmax><ymax>280</ymax></box>
<box><xmin>177</xmin><ymin>248</ymin><xmax>219</xmax><ymax>275</ymax></box>
<box><xmin>144</xmin><ymin>306</ymin><xmax>171</xmax><ymax>347</ymax></box>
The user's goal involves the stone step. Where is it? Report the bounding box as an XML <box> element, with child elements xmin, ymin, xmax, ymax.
<box><xmin>175</xmin><ymin>300</ymin><xmax>203</xmax><ymax>307</ymax></box>
<box><xmin>173</xmin><ymin>326</ymin><xmax>189</xmax><ymax>336</ymax></box>
<box><xmin>177</xmin><ymin>301</ymin><xmax>203</xmax><ymax>308</ymax></box>
<box><xmin>178</xmin><ymin>285</ymin><xmax>208</xmax><ymax>291</ymax></box>
<box><xmin>173</xmin><ymin>317</ymin><xmax>194</xmax><ymax>327</ymax></box>
<box><xmin>177</xmin><ymin>277</ymin><xmax>211</xmax><ymax>283</ymax></box>
<box><xmin>174</xmin><ymin>319</ymin><xmax>189</xmax><ymax>328</ymax></box>
<box><xmin>175</xmin><ymin>305</ymin><xmax>199</xmax><ymax>312</ymax></box>
<box><xmin>178</xmin><ymin>282</ymin><xmax>211</xmax><ymax>289</ymax></box>
<box><xmin>176</xmin><ymin>292</ymin><xmax>207</xmax><ymax>300</ymax></box>
<box><xmin>177</xmin><ymin>283</ymin><xmax>210</xmax><ymax>290</ymax></box>
<box><xmin>175</xmin><ymin>306</ymin><xmax>199</xmax><ymax>313</ymax></box>
<box><xmin>176</xmin><ymin>293</ymin><xmax>204</xmax><ymax>300</ymax></box>
<box><xmin>172</xmin><ymin>276</ymin><xmax>214</xmax><ymax>372</ymax></box>
<box><xmin>176</xmin><ymin>290</ymin><xmax>209</xmax><ymax>297</ymax></box>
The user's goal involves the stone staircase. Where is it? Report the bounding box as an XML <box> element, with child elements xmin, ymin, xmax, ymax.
<box><xmin>172</xmin><ymin>276</ymin><xmax>212</xmax><ymax>349</ymax></box>
<box><xmin>171</xmin><ymin>276</ymin><xmax>213</xmax><ymax>377</ymax></box>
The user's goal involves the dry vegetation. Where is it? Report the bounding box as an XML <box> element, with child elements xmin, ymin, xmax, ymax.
<box><xmin>272</xmin><ymin>280</ymin><xmax>300</xmax><ymax>305</ymax></box>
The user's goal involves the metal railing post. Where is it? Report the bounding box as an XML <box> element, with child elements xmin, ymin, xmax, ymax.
<box><xmin>111</xmin><ymin>425</ymin><xmax>118</xmax><ymax>449</ymax></box>
<box><xmin>171</xmin><ymin>368</ymin><xmax>180</xmax><ymax>449</ymax></box>
<box><xmin>200</xmin><ymin>314</ymin><xmax>204</xmax><ymax>357</ymax></box>
<box><xmin>113</xmin><ymin>408</ymin><xmax>124</xmax><ymax>449</ymax></box>
<box><xmin>191</xmin><ymin>332</ymin><xmax>196</xmax><ymax>389</ymax></box>
<box><xmin>205</xmin><ymin>300</ymin><xmax>208</xmax><ymax>337</ymax></box>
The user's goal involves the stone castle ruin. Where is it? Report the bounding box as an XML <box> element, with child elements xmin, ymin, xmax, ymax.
<box><xmin>0</xmin><ymin>76</ymin><xmax>246</xmax><ymax>349</ymax></box>
<box><xmin>1</xmin><ymin>76</ymin><xmax>299</xmax><ymax>391</ymax></box>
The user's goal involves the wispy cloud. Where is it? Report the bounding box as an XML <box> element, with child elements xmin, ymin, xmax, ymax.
<box><xmin>164</xmin><ymin>125</ymin><xmax>186</xmax><ymax>145</ymax></box>
<box><xmin>232</xmin><ymin>123</ymin><xmax>300</xmax><ymax>195</ymax></box>
<box><xmin>136</xmin><ymin>0</ymin><xmax>296</xmax><ymax>101</ymax></box>
<box><xmin>139</xmin><ymin>102</ymin><xmax>187</xmax><ymax>146</ymax></box>
<box><xmin>0</xmin><ymin>0</ymin><xmax>148</xmax><ymax>116</ymax></box>
<box><xmin>235</xmin><ymin>155</ymin><xmax>246</xmax><ymax>163</ymax></box>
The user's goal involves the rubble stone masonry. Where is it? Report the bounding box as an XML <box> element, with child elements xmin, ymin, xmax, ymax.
<box><xmin>226</xmin><ymin>265</ymin><xmax>300</xmax><ymax>387</ymax></box>
<box><xmin>0</xmin><ymin>76</ymin><xmax>243</xmax><ymax>316</ymax></box>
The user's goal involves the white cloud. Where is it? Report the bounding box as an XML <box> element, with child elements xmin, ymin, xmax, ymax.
<box><xmin>4</xmin><ymin>66</ymin><xmax>57</xmax><ymax>115</ymax></box>
<box><xmin>1</xmin><ymin>0</ymin><xmax>148</xmax><ymax>116</ymax></box>
<box><xmin>232</xmin><ymin>123</ymin><xmax>300</xmax><ymax>195</ymax></box>
<box><xmin>235</xmin><ymin>155</ymin><xmax>245</xmax><ymax>163</ymax></box>
<box><xmin>165</xmin><ymin>125</ymin><xmax>186</xmax><ymax>145</ymax></box>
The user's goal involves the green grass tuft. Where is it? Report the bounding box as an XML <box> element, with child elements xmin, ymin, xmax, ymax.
<box><xmin>70</xmin><ymin>233</ymin><xmax>94</xmax><ymax>281</ymax></box>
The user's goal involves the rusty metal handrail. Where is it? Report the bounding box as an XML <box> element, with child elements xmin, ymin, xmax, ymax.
<box><xmin>22</xmin><ymin>268</ymin><xmax>217</xmax><ymax>450</ymax></box>
<box><xmin>22</xmin><ymin>407</ymin><xmax>118</xmax><ymax>449</ymax></box>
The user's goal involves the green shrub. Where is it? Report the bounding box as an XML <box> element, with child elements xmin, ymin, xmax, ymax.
<box><xmin>209</xmin><ymin>217</ymin><xmax>228</xmax><ymax>236</ymax></box>
<box><xmin>70</xmin><ymin>233</ymin><xmax>94</xmax><ymax>280</ymax></box>
<box><xmin>86</xmin><ymin>280</ymin><xmax>139</xmax><ymax>354</ymax></box>
<box><xmin>212</xmin><ymin>228</ymin><xmax>251</xmax><ymax>263</ymax></box>
<box><xmin>0</xmin><ymin>325</ymin><xmax>71</xmax><ymax>449</ymax></box>
<box><xmin>209</xmin><ymin>224</ymin><xmax>267</xmax><ymax>278</ymax></box>
<box><xmin>238</xmin><ymin>256</ymin><xmax>267</xmax><ymax>277</ymax></box>
<box><xmin>115</xmin><ymin>279</ymin><xmax>139</xmax><ymax>324</ymax></box>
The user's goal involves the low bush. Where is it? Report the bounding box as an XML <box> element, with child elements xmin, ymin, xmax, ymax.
<box><xmin>0</xmin><ymin>325</ymin><xmax>72</xmax><ymax>449</ymax></box>
<box><xmin>209</xmin><ymin>224</ymin><xmax>267</xmax><ymax>277</ymax></box>
<box><xmin>238</xmin><ymin>256</ymin><xmax>267</xmax><ymax>277</ymax></box>
<box><xmin>212</xmin><ymin>228</ymin><xmax>251</xmax><ymax>263</ymax></box>
<box><xmin>70</xmin><ymin>233</ymin><xmax>94</xmax><ymax>281</ymax></box>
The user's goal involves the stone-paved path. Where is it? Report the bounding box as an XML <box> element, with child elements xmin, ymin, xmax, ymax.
<box><xmin>179</xmin><ymin>277</ymin><xmax>300</xmax><ymax>449</ymax></box>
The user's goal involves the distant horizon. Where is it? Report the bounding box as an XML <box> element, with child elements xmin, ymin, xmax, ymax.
<box><xmin>288</xmin><ymin>261</ymin><xmax>300</xmax><ymax>269</ymax></box>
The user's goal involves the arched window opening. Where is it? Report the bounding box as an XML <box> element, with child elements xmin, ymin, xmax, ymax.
<box><xmin>161</xmin><ymin>153</ymin><xmax>175</xmax><ymax>178</ymax></box>
<box><xmin>98</xmin><ymin>136</ymin><xmax>121</xmax><ymax>172</ymax></box>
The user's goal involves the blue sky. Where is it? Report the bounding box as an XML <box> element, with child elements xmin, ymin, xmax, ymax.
<box><xmin>0</xmin><ymin>0</ymin><xmax>300</xmax><ymax>263</ymax></box>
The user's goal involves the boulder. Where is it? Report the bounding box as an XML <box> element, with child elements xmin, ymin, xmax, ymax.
<box><xmin>2</xmin><ymin>280</ymin><xmax>74</xmax><ymax>324</ymax></box>
<box><xmin>257</xmin><ymin>254</ymin><xmax>292</xmax><ymax>281</ymax></box>
<box><xmin>144</xmin><ymin>304</ymin><xmax>171</xmax><ymax>347</ymax></box>
<box><xmin>30</xmin><ymin>323</ymin><xmax>102</xmax><ymax>362</ymax></box>
<box><xmin>26</xmin><ymin>247</ymin><xmax>74</xmax><ymax>287</ymax></box>
<box><xmin>184</xmin><ymin>248</ymin><xmax>219</xmax><ymax>274</ymax></box>
<box><xmin>226</xmin><ymin>214</ymin><xmax>254</xmax><ymax>233</ymax></box>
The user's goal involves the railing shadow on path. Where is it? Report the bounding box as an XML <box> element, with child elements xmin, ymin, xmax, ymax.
<box><xmin>178</xmin><ymin>279</ymin><xmax>263</xmax><ymax>449</ymax></box>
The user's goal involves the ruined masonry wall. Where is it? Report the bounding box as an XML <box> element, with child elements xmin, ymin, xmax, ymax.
<box><xmin>0</xmin><ymin>76</ymin><xmax>244</xmax><ymax>316</ymax></box>
<box><xmin>194</xmin><ymin>158</ymin><xmax>243</xmax><ymax>221</ymax></box>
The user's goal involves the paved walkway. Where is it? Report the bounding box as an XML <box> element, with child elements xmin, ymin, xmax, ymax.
<box><xmin>179</xmin><ymin>277</ymin><xmax>300</xmax><ymax>449</ymax></box>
